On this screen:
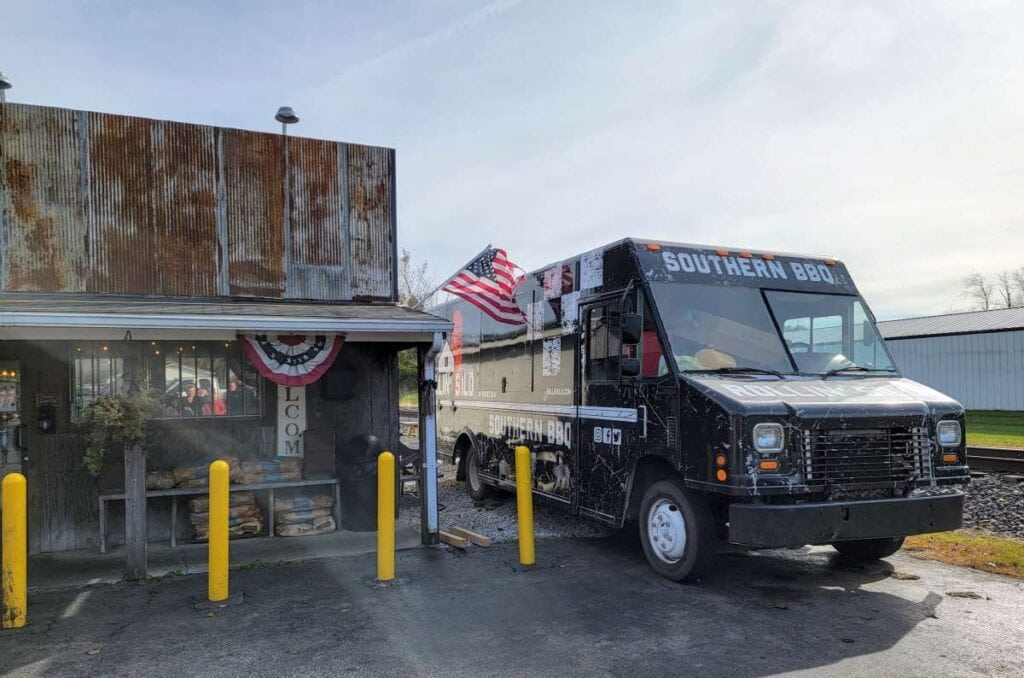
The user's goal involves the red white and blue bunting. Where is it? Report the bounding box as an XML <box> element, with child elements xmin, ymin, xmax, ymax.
<box><xmin>238</xmin><ymin>334</ymin><xmax>343</xmax><ymax>387</ymax></box>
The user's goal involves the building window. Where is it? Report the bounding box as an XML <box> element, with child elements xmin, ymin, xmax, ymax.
<box><xmin>71</xmin><ymin>341</ymin><xmax>263</xmax><ymax>421</ymax></box>
<box><xmin>71</xmin><ymin>343</ymin><xmax>127</xmax><ymax>414</ymax></box>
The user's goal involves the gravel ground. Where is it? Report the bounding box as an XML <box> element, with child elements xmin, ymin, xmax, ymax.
<box><xmin>398</xmin><ymin>466</ymin><xmax>612</xmax><ymax>544</ymax></box>
<box><xmin>399</xmin><ymin>461</ymin><xmax>1024</xmax><ymax>544</ymax></box>
<box><xmin>961</xmin><ymin>472</ymin><xmax>1024</xmax><ymax>539</ymax></box>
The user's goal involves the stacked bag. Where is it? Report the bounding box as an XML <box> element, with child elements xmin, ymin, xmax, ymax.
<box><xmin>172</xmin><ymin>456</ymin><xmax>244</xmax><ymax>488</ymax></box>
<box><xmin>274</xmin><ymin>494</ymin><xmax>336</xmax><ymax>537</ymax></box>
<box><xmin>189</xmin><ymin>491</ymin><xmax>264</xmax><ymax>541</ymax></box>
<box><xmin>241</xmin><ymin>458</ymin><xmax>302</xmax><ymax>485</ymax></box>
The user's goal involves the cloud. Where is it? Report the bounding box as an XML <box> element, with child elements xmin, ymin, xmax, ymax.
<box><xmin>4</xmin><ymin>1</ymin><xmax>1023</xmax><ymax>320</ymax></box>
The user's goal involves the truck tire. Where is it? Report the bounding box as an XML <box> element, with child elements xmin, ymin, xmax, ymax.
<box><xmin>638</xmin><ymin>478</ymin><xmax>716</xmax><ymax>582</ymax></box>
<box><xmin>465</xmin><ymin>445</ymin><xmax>495</xmax><ymax>501</ymax></box>
<box><xmin>831</xmin><ymin>537</ymin><xmax>905</xmax><ymax>561</ymax></box>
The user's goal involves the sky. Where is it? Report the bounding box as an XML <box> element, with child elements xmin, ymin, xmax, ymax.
<box><xmin>4</xmin><ymin>0</ymin><xmax>1023</xmax><ymax>319</ymax></box>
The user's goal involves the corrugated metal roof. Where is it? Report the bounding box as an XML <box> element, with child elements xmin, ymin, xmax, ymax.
<box><xmin>0</xmin><ymin>292</ymin><xmax>449</xmax><ymax>334</ymax></box>
<box><xmin>878</xmin><ymin>307</ymin><xmax>1024</xmax><ymax>339</ymax></box>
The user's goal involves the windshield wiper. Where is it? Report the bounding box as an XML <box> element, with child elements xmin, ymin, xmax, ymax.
<box><xmin>695</xmin><ymin>366</ymin><xmax>785</xmax><ymax>379</ymax></box>
<box><xmin>822</xmin><ymin>365</ymin><xmax>896</xmax><ymax>379</ymax></box>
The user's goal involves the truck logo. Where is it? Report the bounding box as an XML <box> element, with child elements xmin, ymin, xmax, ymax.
<box><xmin>593</xmin><ymin>426</ymin><xmax>623</xmax><ymax>446</ymax></box>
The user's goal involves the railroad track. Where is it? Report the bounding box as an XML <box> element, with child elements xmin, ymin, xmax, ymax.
<box><xmin>966</xmin><ymin>446</ymin><xmax>1024</xmax><ymax>474</ymax></box>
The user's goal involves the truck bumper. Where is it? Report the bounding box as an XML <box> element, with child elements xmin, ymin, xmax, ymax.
<box><xmin>728</xmin><ymin>493</ymin><xmax>964</xmax><ymax>548</ymax></box>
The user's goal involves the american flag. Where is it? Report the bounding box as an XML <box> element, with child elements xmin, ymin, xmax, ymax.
<box><xmin>443</xmin><ymin>247</ymin><xmax>526</xmax><ymax>325</ymax></box>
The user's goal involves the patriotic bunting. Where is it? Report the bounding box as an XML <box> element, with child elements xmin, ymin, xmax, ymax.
<box><xmin>238</xmin><ymin>334</ymin><xmax>342</xmax><ymax>387</ymax></box>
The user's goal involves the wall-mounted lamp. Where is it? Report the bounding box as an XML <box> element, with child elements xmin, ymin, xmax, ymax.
<box><xmin>275</xmin><ymin>106</ymin><xmax>299</xmax><ymax>136</ymax></box>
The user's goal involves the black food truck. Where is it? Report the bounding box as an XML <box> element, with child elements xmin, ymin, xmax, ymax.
<box><xmin>432</xmin><ymin>239</ymin><xmax>968</xmax><ymax>581</ymax></box>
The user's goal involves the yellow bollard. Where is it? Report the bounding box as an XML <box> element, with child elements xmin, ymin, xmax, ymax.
<box><xmin>207</xmin><ymin>460</ymin><xmax>230</xmax><ymax>602</ymax></box>
<box><xmin>377</xmin><ymin>451</ymin><xmax>396</xmax><ymax>581</ymax></box>
<box><xmin>515</xmin><ymin>446</ymin><xmax>535</xmax><ymax>566</ymax></box>
<box><xmin>2</xmin><ymin>472</ymin><xmax>27</xmax><ymax>629</ymax></box>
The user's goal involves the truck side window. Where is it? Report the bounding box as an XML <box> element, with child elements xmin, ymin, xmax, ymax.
<box><xmin>586</xmin><ymin>305</ymin><xmax>621</xmax><ymax>381</ymax></box>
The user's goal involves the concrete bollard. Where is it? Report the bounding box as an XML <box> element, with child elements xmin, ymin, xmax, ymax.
<box><xmin>2</xmin><ymin>472</ymin><xmax>27</xmax><ymax>629</ymax></box>
<box><xmin>208</xmin><ymin>460</ymin><xmax>230</xmax><ymax>602</ymax></box>
<box><xmin>377</xmin><ymin>451</ymin><xmax>396</xmax><ymax>581</ymax></box>
<box><xmin>515</xmin><ymin>446</ymin><xmax>535</xmax><ymax>566</ymax></box>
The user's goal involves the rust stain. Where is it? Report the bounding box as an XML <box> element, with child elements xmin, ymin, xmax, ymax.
<box><xmin>347</xmin><ymin>145</ymin><xmax>394</xmax><ymax>300</ymax></box>
<box><xmin>0</xmin><ymin>103</ymin><xmax>397</xmax><ymax>301</ymax></box>
<box><xmin>1</xmin><ymin>105</ymin><xmax>83</xmax><ymax>292</ymax></box>
<box><xmin>87</xmin><ymin>112</ymin><xmax>159</xmax><ymax>295</ymax></box>
<box><xmin>224</xmin><ymin>128</ymin><xmax>286</xmax><ymax>297</ymax></box>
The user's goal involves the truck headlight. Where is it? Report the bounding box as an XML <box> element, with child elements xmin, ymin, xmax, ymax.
<box><xmin>753</xmin><ymin>423</ymin><xmax>785</xmax><ymax>453</ymax></box>
<box><xmin>936</xmin><ymin>420</ymin><xmax>962</xmax><ymax>447</ymax></box>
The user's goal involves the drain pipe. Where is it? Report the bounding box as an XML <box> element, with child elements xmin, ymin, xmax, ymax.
<box><xmin>418</xmin><ymin>332</ymin><xmax>444</xmax><ymax>545</ymax></box>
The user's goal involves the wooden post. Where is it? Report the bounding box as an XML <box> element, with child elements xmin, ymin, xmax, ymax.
<box><xmin>123</xmin><ymin>444</ymin><xmax>147</xmax><ymax>581</ymax></box>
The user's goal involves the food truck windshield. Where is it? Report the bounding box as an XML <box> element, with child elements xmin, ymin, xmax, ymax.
<box><xmin>649</xmin><ymin>282</ymin><xmax>898</xmax><ymax>376</ymax></box>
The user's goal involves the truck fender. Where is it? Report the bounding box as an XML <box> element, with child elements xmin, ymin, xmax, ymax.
<box><xmin>623</xmin><ymin>454</ymin><xmax>680</xmax><ymax>523</ymax></box>
<box><xmin>453</xmin><ymin>428</ymin><xmax>478</xmax><ymax>482</ymax></box>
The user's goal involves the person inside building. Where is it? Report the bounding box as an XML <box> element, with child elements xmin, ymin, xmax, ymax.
<box><xmin>181</xmin><ymin>382</ymin><xmax>206</xmax><ymax>417</ymax></box>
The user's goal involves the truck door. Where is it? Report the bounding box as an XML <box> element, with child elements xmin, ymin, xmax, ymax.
<box><xmin>577</xmin><ymin>300</ymin><xmax>639</xmax><ymax>523</ymax></box>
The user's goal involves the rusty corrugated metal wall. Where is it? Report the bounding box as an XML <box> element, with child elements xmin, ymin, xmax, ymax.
<box><xmin>0</xmin><ymin>103</ymin><xmax>396</xmax><ymax>302</ymax></box>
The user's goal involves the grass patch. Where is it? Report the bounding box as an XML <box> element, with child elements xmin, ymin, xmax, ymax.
<box><xmin>399</xmin><ymin>392</ymin><xmax>418</xmax><ymax>408</ymax></box>
<box><xmin>904</xmin><ymin>530</ymin><xmax>1024</xmax><ymax>579</ymax></box>
<box><xmin>965</xmin><ymin>410</ymin><xmax>1024</xmax><ymax>449</ymax></box>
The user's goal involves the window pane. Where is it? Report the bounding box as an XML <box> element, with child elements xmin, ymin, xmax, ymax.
<box><xmin>212</xmin><ymin>355</ymin><xmax>228</xmax><ymax>417</ymax></box>
<box><xmin>163</xmin><ymin>354</ymin><xmax>184</xmax><ymax>418</ymax></box>
<box><xmin>241</xmin><ymin>350</ymin><xmax>261</xmax><ymax>415</ymax></box>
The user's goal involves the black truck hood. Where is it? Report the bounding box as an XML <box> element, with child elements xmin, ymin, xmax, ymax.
<box><xmin>686</xmin><ymin>375</ymin><xmax>962</xmax><ymax>418</ymax></box>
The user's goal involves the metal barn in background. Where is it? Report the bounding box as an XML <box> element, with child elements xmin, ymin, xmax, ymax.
<box><xmin>878</xmin><ymin>308</ymin><xmax>1024</xmax><ymax>411</ymax></box>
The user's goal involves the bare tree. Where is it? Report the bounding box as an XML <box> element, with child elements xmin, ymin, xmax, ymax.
<box><xmin>398</xmin><ymin>249</ymin><xmax>436</xmax><ymax>308</ymax></box>
<box><xmin>961</xmin><ymin>271</ymin><xmax>993</xmax><ymax>311</ymax></box>
<box><xmin>397</xmin><ymin>249</ymin><xmax>437</xmax><ymax>398</ymax></box>
<box><xmin>1013</xmin><ymin>267</ymin><xmax>1024</xmax><ymax>308</ymax></box>
<box><xmin>995</xmin><ymin>270</ymin><xmax>1015</xmax><ymax>308</ymax></box>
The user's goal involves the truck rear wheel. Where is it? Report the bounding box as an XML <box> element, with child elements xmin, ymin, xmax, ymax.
<box><xmin>638</xmin><ymin>479</ymin><xmax>716</xmax><ymax>582</ymax></box>
<box><xmin>831</xmin><ymin>537</ymin><xmax>905</xmax><ymax>561</ymax></box>
<box><xmin>465</xmin><ymin>445</ymin><xmax>495</xmax><ymax>501</ymax></box>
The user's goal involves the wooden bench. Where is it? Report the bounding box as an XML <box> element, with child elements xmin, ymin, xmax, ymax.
<box><xmin>98</xmin><ymin>477</ymin><xmax>341</xmax><ymax>553</ymax></box>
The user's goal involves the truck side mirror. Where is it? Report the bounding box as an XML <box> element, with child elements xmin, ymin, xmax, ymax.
<box><xmin>621</xmin><ymin>313</ymin><xmax>642</xmax><ymax>345</ymax></box>
<box><xmin>621</xmin><ymin>357</ymin><xmax>641</xmax><ymax>378</ymax></box>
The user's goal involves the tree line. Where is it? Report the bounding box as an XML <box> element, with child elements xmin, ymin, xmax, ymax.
<box><xmin>962</xmin><ymin>268</ymin><xmax>1024</xmax><ymax>311</ymax></box>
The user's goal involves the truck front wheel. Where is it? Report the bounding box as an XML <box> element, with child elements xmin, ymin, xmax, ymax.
<box><xmin>831</xmin><ymin>537</ymin><xmax>905</xmax><ymax>561</ymax></box>
<box><xmin>465</xmin><ymin>445</ymin><xmax>495</xmax><ymax>501</ymax></box>
<box><xmin>638</xmin><ymin>479</ymin><xmax>716</xmax><ymax>582</ymax></box>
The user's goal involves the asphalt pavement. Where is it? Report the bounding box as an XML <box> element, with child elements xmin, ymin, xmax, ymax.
<box><xmin>2</xmin><ymin>533</ymin><xmax>1022</xmax><ymax>677</ymax></box>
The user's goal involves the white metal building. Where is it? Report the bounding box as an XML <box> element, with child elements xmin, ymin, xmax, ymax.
<box><xmin>878</xmin><ymin>308</ymin><xmax>1024</xmax><ymax>411</ymax></box>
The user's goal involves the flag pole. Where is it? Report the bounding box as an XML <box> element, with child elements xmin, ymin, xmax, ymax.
<box><xmin>412</xmin><ymin>243</ymin><xmax>492</xmax><ymax>309</ymax></box>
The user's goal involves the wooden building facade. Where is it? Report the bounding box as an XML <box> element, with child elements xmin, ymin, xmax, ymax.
<box><xmin>0</xmin><ymin>103</ymin><xmax>448</xmax><ymax>566</ymax></box>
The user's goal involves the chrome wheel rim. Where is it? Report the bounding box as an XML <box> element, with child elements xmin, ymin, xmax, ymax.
<box><xmin>647</xmin><ymin>498</ymin><xmax>686</xmax><ymax>564</ymax></box>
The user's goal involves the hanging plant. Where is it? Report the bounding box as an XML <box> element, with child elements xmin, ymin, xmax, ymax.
<box><xmin>78</xmin><ymin>392</ymin><xmax>159</xmax><ymax>476</ymax></box>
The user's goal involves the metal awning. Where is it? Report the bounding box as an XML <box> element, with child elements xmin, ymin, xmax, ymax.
<box><xmin>0</xmin><ymin>293</ymin><xmax>451</xmax><ymax>342</ymax></box>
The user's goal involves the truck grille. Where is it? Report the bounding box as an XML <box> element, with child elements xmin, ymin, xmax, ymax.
<box><xmin>798</xmin><ymin>427</ymin><xmax>933</xmax><ymax>487</ymax></box>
